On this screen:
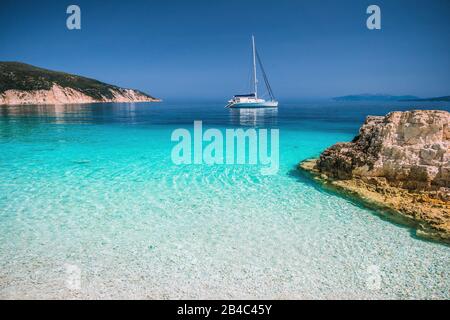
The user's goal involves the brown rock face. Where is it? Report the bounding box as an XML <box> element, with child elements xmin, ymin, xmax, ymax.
<box><xmin>317</xmin><ymin>110</ymin><xmax>449</xmax><ymax>193</ymax></box>
<box><xmin>0</xmin><ymin>84</ymin><xmax>160</xmax><ymax>106</ymax></box>
<box><xmin>300</xmin><ymin>110</ymin><xmax>450</xmax><ymax>243</ymax></box>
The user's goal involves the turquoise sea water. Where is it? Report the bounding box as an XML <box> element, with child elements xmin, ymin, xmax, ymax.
<box><xmin>0</xmin><ymin>101</ymin><xmax>449</xmax><ymax>299</ymax></box>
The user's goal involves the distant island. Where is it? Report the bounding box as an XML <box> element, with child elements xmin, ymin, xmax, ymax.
<box><xmin>333</xmin><ymin>93</ymin><xmax>450</xmax><ymax>102</ymax></box>
<box><xmin>333</xmin><ymin>94</ymin><xmax>420</xmax><ymax>102</ymax></box>
<box><xmin>400</xmin><ymin>96</ymin><xmax>450</xmax><ymax>102</ymax></box>
<box><xmin>0</xmin><ymin>62</ymin><xmax>160</xmax><ymax>105</ymax></box>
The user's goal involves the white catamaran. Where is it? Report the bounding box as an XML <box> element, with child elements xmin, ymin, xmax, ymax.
<box><xmin>226</xmin><ymin>35</ymin><xmax>279</xmax><ymax>109</ymax></box>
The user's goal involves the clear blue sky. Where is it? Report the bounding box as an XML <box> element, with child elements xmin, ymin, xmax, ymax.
<box><xmin>1</xmin><ymin>0</ymin><xmax>449</xmax><ymax>100</ymax></box>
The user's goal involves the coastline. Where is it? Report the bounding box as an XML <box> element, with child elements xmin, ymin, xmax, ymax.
<box><xmin>0</xmin><ymin>62</ymin><xmax>161</xmax><ymax>106</ymax></box>
<box><xmin>0</xmin><ymin>84</ymin><xmax>161</xmax><ymax>106</ymax></box>
<box><xmin>0</xmin><ymin>99</ymin><xmax>162</xmax><ymax>107</ymax></box>
<box><xmin>299</xmin><ymin>159</ymin><xmax>450</xmax><ymax>244</ymax></box>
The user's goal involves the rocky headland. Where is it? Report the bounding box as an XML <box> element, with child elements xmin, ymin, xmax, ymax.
<box><xmin>0</xmin><ymin>62</ymin><xmax>160</xmax><ymax>105</ymax></box>
<box><xmin>299</xmin><ymin>110</ymin><xmax>449</xmax><ymax>243</ymax></box>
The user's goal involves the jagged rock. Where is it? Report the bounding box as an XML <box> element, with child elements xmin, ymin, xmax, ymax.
<box><xmin>300</xmin><ymin>110</ymin><xmax>450</xmax><ymax>243</ymax></box>
<box><xmin>318</xmin><ymin>110</ymin><xmax>449</xmax><ymax>193</ymax></box>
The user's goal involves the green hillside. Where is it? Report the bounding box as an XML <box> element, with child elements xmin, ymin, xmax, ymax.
<box><xmin>0</xmin><ymin>62</ymin><xmax>155</xmax><ymax>100</ymax></box>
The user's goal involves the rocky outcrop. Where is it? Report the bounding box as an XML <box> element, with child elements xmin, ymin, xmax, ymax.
<box><xmin>299</xmin><ymin>110</ymin><xmax>450</xmax><ymax>243</ymax></box>
<box><xmin>0</xmin><ymin>84</ymin><xmax>159</xmax><ymax>105</ymax></box>
<box><xmin>0</xmin><ymin>61</ymin><xmax>160</xmax><ymax>105</ymax></box>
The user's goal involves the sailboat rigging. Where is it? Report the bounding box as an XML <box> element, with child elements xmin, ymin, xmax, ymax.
<box><xmin>226</xmin><ymin>35</ymin><xmax>279</xmax><ymax>108</ymax></box>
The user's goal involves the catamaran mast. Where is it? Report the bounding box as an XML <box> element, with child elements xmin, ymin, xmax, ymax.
<box><xmin>252</xmin><ymin>35</ymin><xmax>258</xmax><ymax>99</ymax></box>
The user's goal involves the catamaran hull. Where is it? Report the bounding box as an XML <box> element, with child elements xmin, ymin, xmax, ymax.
<box><xmin>227</xmin><ymin>101</ymin><xmax>279</xmax><ymax>108</ymax></box>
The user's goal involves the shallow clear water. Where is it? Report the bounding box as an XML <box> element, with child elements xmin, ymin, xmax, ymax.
<box><xmin>0</xmin><ymin>101</ymin><xmax>449</xmax><ymax>299</ymax></box>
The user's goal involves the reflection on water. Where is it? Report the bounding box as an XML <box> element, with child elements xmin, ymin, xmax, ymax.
<box><xmin>1</xmin><ymin>104</ymin><xmax>87</xmax><ymax>117</ymax></box>
<box><xmin>229</xmin><ymin>108</ymin><xmax>278</xmax><ymax>127</ymax></box>
<box><xmin>0</xmin><ymin>103</ymin><xmax>140</xmax><ymax>125</ymax></box>
<box><xmin>1</xmin><ymin>100</ymin><xmax>449</xmax><ymax>131</ymax></box>
<box><xmin>0</xmin><ymin>103</ymin><xmax>281</xmax><ymax>129</ymax></box>
<box><xmin>0</xmin><ymin>104</ymin><xmax>141</xmax><ymax>141</ymax></box>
